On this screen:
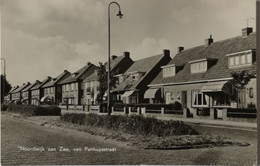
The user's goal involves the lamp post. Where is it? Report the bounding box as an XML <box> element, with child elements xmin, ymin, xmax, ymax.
<box><xmin>107</xmin><ymin>2</ymin><xmax>123</xmax><ymax>115</ymax></box>
<box><xmin>1</xmin><ymin>58</ymin><xmax>6</xmax><ymax>101</ymax></box>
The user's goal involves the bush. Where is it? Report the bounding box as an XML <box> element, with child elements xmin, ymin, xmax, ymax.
<box><xmin>1</xmin><ymin>104</ymin><xmax>8</xmax><ymax>111</ymax></box>
<box><xmin>61</xmin><ymin>113</ymin><xmax>199</xmax><ymax>137</ymax></box>
<box><xmin>60</xmin><ymin>113</ymin><xmax>86</xmax><ymax>125</ymax></box>
<box><xmin>7</xmin><ymin>104</ymin><xmax>61</xmax><ymax>116</ymax></box>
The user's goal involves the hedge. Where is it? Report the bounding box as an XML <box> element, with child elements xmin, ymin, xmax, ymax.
<box><xmin>1</xmin><ymin>104</ymin><xmax>8</xmax><ymax>111</ymax></box>
<box><xmin>7</xmin><ymin>104</ymin><xmax>61</xmax><ymax>116</ymax></box>
<box><xmin>60</xmin><ymin>113</ymin><xmax>199</xmax><ymax>137</ymax></box>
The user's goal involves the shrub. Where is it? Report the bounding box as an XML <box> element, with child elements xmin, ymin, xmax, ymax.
<box><xmin>1</xmin><ymin>104</ymin><xmax>8</xmax><ymax>111</ymax></box>
<box><xmin>61</xmin><ymin>113</ymin><xmax>86</xmax><ymax>125</ymax></box>
<box><xmin>7</xmin><ymin>104</ymin><xmax>61</xmax><ymax>116</ymax></box>
<box><xmin>61</xmin><ymin>113</ymin><xmax>199</xmax><ymax>137</ymax></box>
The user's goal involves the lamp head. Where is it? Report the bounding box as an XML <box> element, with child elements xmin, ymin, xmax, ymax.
<box><xmin>117</xmin><ymin>11</ymin><xmax>123</xmax><ymax>19</ymax></box>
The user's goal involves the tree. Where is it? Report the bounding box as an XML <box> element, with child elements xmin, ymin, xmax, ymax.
<box><xmin>229</xmin><ymin>70</ymin><xmax>254</xmax><ymax>108</ymax></box>
<box><xmin>1</xmin><ymin>75</ymin><xmax>12</xmax><ymax>103</ymax></box>
<box><xmin>96</xmin><ymin>62</ymin><xmax>117</xmax><ymax>103</ymax></box>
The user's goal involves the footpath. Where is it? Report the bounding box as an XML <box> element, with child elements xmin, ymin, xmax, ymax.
<box><xmin>156</xmin><ymin>116</ymin><xmax>257</xmax><ymax>131</ymax></box>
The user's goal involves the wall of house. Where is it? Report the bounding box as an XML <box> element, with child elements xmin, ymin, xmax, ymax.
<box><xmin>44</xmin><ymin>87</ymin><xmax>55</xmax><ymax>102</ymax></box>
<box><xmin>12</xmin><ymin>92</ymin><xmax>21</xmax><ymax>100</ymax></box>
<box><xmin>245</xmin><ymin>78</ymin><xmax>257</xmax><ymax>108</ymax></box>
<box><xmin>62</xmin><ymin>82</ymin><xmax>80</xmax><ymax>105</ymax></box>
<box><xmin>31</xmin><ymin>89</ymin><xmax>40</xmax><ymax>105</ymax></box>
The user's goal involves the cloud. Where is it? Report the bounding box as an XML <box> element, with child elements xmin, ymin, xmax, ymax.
<box><xmin>2</xmin><ymin>28</ymin><xmax>105</xmax><ymax>86</ymax></box>
<box><xmin>127</xmin><ymin>37</ymin><xmax>172</xmax><ymax>60</ymax></box>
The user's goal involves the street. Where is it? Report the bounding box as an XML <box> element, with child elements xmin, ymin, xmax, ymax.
<box><xmin>1</xmin><ymin>115</ymin><xmax>257</xmax><ymax>165</ymax></box>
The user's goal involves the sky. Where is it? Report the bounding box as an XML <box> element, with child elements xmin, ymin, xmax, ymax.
<box><xmin>1</xmin><ymin>0</ymin><xmax>256</xmax><ymax>86</ymax></box>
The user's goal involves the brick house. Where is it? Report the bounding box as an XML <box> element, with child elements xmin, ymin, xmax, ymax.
<box><xmin>148</xmin><ymin>28</ymin><xmax>256</xmax><ymax>118</ymax></box>
<box><xmin>7</xmin><ymin>86</ymin><xmax>19</xmax><ymax>103</ymax></box>
<box><xmin>11</xmin><ymin>82</ymin><xmax>31</xmax><ymax>103</ymax></box>
<box><xmin>58</xmin><ymin>63</ymin><xmax>97</xmax><ymax>105</ymax></box>
<box><xmin>21</xmin><ymin>81</ymin><xmax>40</xmax><ymax>104</ymax></box>
<box><xmin>112</xmin><ymin>49</ymin><xmax>172</xmax><ymax>104</ymax></box>
<box><xmin>30</xmin><ymin>77</ymin><xmax>52</xmax><ymax>105</ymax></box>
<box><xmin>83</xmin><ymin>52</ymin><xmax>134</xmax><ymax>105</ymax></box>
<box><xmin>42</xmin><ymin>70</ymin><xmax>71</xmax><ymax>105</ymax></box>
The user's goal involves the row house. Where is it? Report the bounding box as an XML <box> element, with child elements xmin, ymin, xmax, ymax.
<box><xmin>11</xmin><ymin>82</ymin><xmax>31</xmax><ymax>103</ymax></box>
<box><xmin>58</xmin><ymin>62</ymin><xmax>97</xmax><ymax>105</ymax></box>
<box><xmin>147</xmin><ymin>28</ymin><xmax>256</xmax><ymax>118</ymax></box>
<box><xmin>5</xmin><ymin>86</ymin><xmax>19</xmax><ymax>103</ymax></box>
<box><xmin>83</xmin><ymin>52</ymin><xmax>134</xmax><ymax>105</ymax></box>
<box><xmin>21</xmin><ymin>81</ymin><xmax>40</xmax><ymax>104</ymax></box>
<box><xmin>112</xmin><ymin>49</ymin><xmax>172</xmax><ymax>104</ymax></box>
<box><xmin>42</xmin><ymin>70</ymin><xmax>71</xmax><ymax>105</ymax></box>
<box><xmin>31</xmin><ymin>77</ymin><xmax>52</xmax><ymax>105</ymax></box>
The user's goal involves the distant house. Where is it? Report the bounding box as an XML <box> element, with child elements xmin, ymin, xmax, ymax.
<box><xmin>30</xmin><ymin>77</ymin><xmax>52</xmax><ymax>105</ymax></box>
<box><xmin>112</xmin><ymin>49</ymin><xmax>172</xmax><ymax>104</ymax></box>
<box><xmin>21</xmin><ymin>81</ymin><xmax>40</xmax><ymax>105</ymax></box>
<box><xmin>42</xmin><ymin>70</ymin><xmax>71</xmax><ymax>105</ymax></box>
<box><xmin>6</xmin><ymin>86</ymin><xmax>19</xmax><ymax>103</ymax></box>
<box><xmin>148</xmin><ymin>28</ymin><xmax>256</xmax><ymax>118</ymax></box>
<box><xmin>83</xmin><ymin>52</ymin><xmax>134</xmax><ymax>105</ymax></box>
<box><xmin>58</xmin><ymin>63</ymin><xmax>97</xmax><ymax>105</ymax></box>
<box><xmin>11</xmin><ymin>82</ymin><xmax>31</xmax><ymax>103</ymax></box>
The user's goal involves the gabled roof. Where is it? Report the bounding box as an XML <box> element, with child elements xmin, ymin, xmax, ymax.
<box><xmin>150</xmin><ymin>32</ymin><xmax>256</xmax><ymax>86</ymax></box>
<box><xmin>12</xmin><ymin>83</ymin><xmax>31</xmax><ymax>93</ymax></box>
<box><xmin>31</xmin><ymin>77</ymin><xmax>52</xmax><ymax>90</ymax></box>
<box><xmin>85</xmin><ymin>55</ymin><xmax>128</xmax><ymax>82</ymax></box>
<box><xmin>58</xmin><ymin>63</ymin><xmax>96</xmax><ymax>85</ymax></box>
<box><xmin>9</xmin><ymin>86</ymin><xmax>19</xmax><ymax>94</ymax></box>
<box><xmin>21</xmin><ymin>80</ymin><xmax>41</xmax><ymax>92</ymax></box>
<box><xmin>42</xmin><ymin>70</ymin><xmax>71</xmax><ymax>88</ymax></box>
<box><xmin>113</xmin><ymin>53</ymin><xmax>167</xmax><ymax>91</ymax></box>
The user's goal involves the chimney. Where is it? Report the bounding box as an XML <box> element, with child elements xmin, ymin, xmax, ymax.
<box><xmin>123</xmin><ymin>51</ymin><xmax>130</xmax><ymax>58</ymax></box>
<box><xmin>64</xmin><ymin>70</ymin><xmax>68</xmax><ymax>72</ymax></box>
<box><xmin>205</xmin><ymin>35</ymin><xmax>213</xmax><ymax>46</ymax></box>
<box><xmin>242</xmin><ymin>27</ymin><xmax>253</xmax><ymax>37</ymax></box>
<box><xmin>177</xmin><ymin>47</ymin><xmax>184</xmax><ymax>53</ymax></box>
<box><xmin>47</xmin><ymin>76</ymin><xmax>52</xmax><ymax>79</ymax></box>
<box><xmin>163</xmin><ymin>49</ymin><xmax>170</xmax><ymax>57</ymax></box>
<box><xmin>111</xmin><ymin>55</ymin><xmax>117</xmax><ymax>60</ymax></box>
<box><xmin>87</xmin><ymin>61</ymin><xmax>91</xmax><ymax>66</ymax></box>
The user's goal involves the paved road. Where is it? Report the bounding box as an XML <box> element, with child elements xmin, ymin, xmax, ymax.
<box><xmin>1</xmin><ymin>115</ymin><xmax>257</xmax><ymax>165</ymax></box>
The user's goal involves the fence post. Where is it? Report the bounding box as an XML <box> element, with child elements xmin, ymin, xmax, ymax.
<box><xmin>123</xmin><ymin>107</ymin><xmax>126</xmax><ymax>115</ymax></box>
<box><xmin>183</xmin><ymin>108</ymin><xmax>187</xmax><ymax>118</ymax></box>
<box><xmin>141</xmin><ymin>107</ymin><xmax>146</xmax><ymax>116</ymax></box>
<box><xmin>161</xmin><ymin>107</ymin><xmax>165</xmax><ymax>115</ymax></box>
<box><xmin>111</xmin><ymin>106</ymin><xmax>114</xmax><ymax>115</ymax></box>
<box><xmin>210</xmin><ymin>108</ymin><xmax>215</xmax><ymax>119</ymax></box>
<box><xmin>222</xmin><ymin>109</ymin><xmax>227</xmax><ymax>121</ymax></box>
<box><xmin>138</xmin><ymin>107</ymin><xmax>141</xmax><ymax>115</ymax></box>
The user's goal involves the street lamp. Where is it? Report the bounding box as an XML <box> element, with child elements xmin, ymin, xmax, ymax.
<box><xmin>107</xmin><ymin>2</ymin><xmax>123</xmax><ymax>115</ymax></box>
<box><xmin>1</xmin><ymin>58</ymin><xmax>6</xmax><ymax>101</ymax></box>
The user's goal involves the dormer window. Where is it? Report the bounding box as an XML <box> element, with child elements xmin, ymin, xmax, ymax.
<box><xmin>161</xmin><ymin>64</ymin><xmax>176</xmax><ymax>78</ymax></box>
<box><xmin>189</xmin><ymin>59</ymin><xmax>207</xmax><ymax>73</ymax></box>
<box><xmin>227</xmin><ymin>50</ymin><xmax>254</xmax><ymax>68</ymax></box>
<box><xmin>189</xmin><ymin>58</ymin><xmax>217</xmax><ymax>74</ymax></box>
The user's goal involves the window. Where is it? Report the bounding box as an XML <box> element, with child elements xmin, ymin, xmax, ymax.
<box><xmin>66</xmin><ymin>84</ymin><xmax>69</xmax><ymax>92</ymax></box>
<box><xmin>163</xmin><ymin>66</ymin><xmax>175</xmax><ymax>77</ymax></box>
<box><xmin>227</xmin><ymin>50</ymin><xmax>254</xmax><ymax>68</ymax></box>
<box><xmin>75</xmin><ymin>83</ymin><xmax>78</xmax><ymax>91</ymax></box>
<box><xmin>71</xmin><ymin>83</ymin><xmax>74</xmax><ymax>91</ymax></box>
<box><xmin>192</xmin><ymin>91</ymin><xmax>209</xmax><ymax>107</ymax></box>
<box><xmin>190</xmin><ymin>61</ymin><xmax>207</xmax><ymax>73</ymax></box>
<box><xmin>229</xmin><ymin>57</ymin><xmax>234</xmax><ymax>66</ymax></box>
